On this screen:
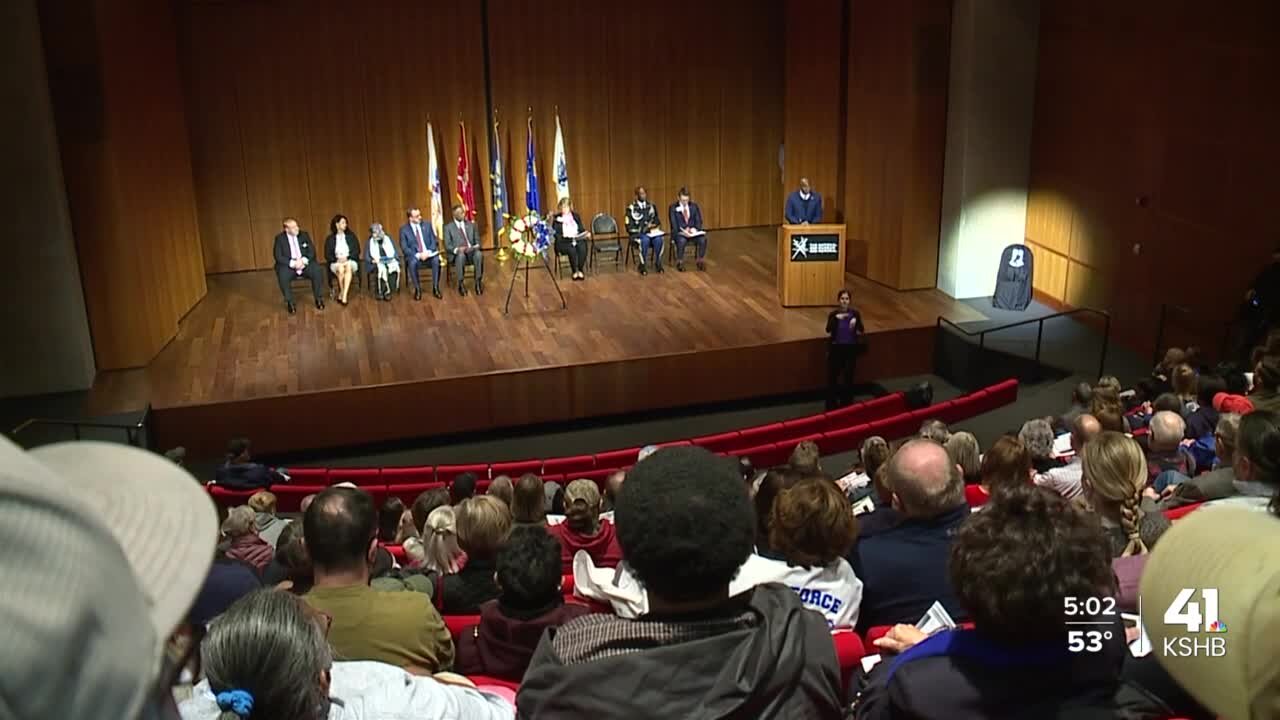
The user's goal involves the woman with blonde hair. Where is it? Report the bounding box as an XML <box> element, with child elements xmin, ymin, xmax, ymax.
<box><xmin>1171</xmin><ymin>363</ymin><xmax>1198</xmax><ymax>411</ymax></box>
<box><xmin>944</xmin><ymin>431</ymin><xmax>981</xmax><ymax>485</ymax></box>
<box><xmin>442</xmin><ymin>495</ymin><xmax>513</xmax><ymax>614</ymax></box>
<box><xmin>420</xmin><ymin>505</ymin><xmax>466</xmax><ymax>575</ymax></box>
<box><xmin>1081</xmin><ymin>431</ymin><xmax>1170</xmax><ymax>557</ymax></box>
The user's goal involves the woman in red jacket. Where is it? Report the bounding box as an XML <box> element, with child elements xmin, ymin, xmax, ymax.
<box><xmin>548</xmin><ymin>479</ymin><xmax>623</xmax><ymax>573</ymax></box>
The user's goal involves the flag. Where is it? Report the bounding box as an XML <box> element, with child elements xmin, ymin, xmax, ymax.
<box><xmin>524</xmin><ymin>114</ymin><xmax>540</xmax><ymax>215</ymax></box>
<box><xmin>490</xmin><ymin>116</ymin><xmax>507</xmax><ymax>234</ymax></box>
<box><xmin>553</xmin><ymin>112</ymin><xmax>569</xmax><ymax>202</ymax></box>
<box><xmin>426</xmin><ymin>121</ymin><xmax>443</xmax><ymax>239</ymax></box>
<box><xmin>456</xmin><ymin>121</ymin><xmax>475</xmax><ymax>221</ymax></box>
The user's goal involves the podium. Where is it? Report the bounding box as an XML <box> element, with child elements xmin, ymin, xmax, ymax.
<box><xmin>777</xmin><ymin>224</ymin><xmax>846</xmax><ymax>307</ymax></box>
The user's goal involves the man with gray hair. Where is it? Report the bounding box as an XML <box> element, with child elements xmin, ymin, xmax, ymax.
<box><xmin>1159</xmin><ymin>413</ymin><xmax>1239</xmax><ymax>509</ymax></box>
<box><xmin>1036</xmin><ymin>414</ymin><xmax>1102</xmax><ymax>500</ymax></box>
<box><xmin>399</xmin><ymin>206</ymin><xmax>442</xmax><ymax>300</ymax></box>
<box><xmin>1019</xmin><ymin>418</ymin><xmax>1059</xmax><ymax>473</ymax></box>
<box><xmin>1147</xmin><ymin>410</ymin><xmax>1196</xmax><ymax>491</ymax></box>
<box><xmin>851</xmin><ymin>439</ymin><xmax>968</xmax><ymax>630</ymax></box>
<box><xmin>917</xmin><ymin>419</ymin><xmax>950</xmax><ymax>444</ymax></box>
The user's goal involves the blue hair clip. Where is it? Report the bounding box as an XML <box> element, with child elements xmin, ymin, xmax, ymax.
<box><xmin>215</xmin><ymin>689</ymin><xmax>254</xmax><ymax>717</ymax></box>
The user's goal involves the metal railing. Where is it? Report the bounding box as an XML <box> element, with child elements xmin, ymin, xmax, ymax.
<box><xmin>937</xmin><ymin>307</ymin><xmax>1112</xmax><ymax>381</ymax></box>
<box><xmin>1153</xmin><ymin>303</ymin><xmax>1235</xmax><ymax>366</ymax></box>
<box><xmin>10</xmin><ymin>405</ymin><xmax>152</xmax><ymax>449</ymax></box>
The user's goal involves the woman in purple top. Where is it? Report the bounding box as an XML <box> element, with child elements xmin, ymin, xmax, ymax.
<box><xmin>826</xmin><ymin>288</ymin><xmax>864</xmax><ymax>409</ymax></box>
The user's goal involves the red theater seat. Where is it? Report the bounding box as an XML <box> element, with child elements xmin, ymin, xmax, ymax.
<box><xmin>736</xmin><ymin>422</ymin><xmax>789</xmax><ymax>448</ymax></box>
<box><xmin>467</xmin><ymin>675</ymin><xmax>521</xmax><ymax>692</ymax></box>
<box><xmin>437</xmin><ymin>464</ymin><xmax>488</xmax><ymax>485</ymax></box>
<box><xmin>875</xmin><ymin>412</ymin><xmax>919</xmax><ymax>441</ymax></box>
<box><xmin>383</xmin><ymin>544</ymin><xmax>407</xmax><ymax>562</ymax></box>
<box><xmin>987</xmin><ymin>378</ymin><xmax>1019</xmax><ymax>406</ymax></box>
<box><xmin>489</xmin><ymin>459</ymin><xmax>542</xmax><ymax>478</ymax></box>
<box><xmin>539</xmin><ymin>473</ymin><xmax>565</xmax><ymax>486</ymax></box>
<box><xmin>206</xmin><ymin>484</ymin><xmax>258</xmax><ymax>508</ymax></box>
<box><xmin>931</xmin><ymin>399</ymin><xmax>967</xmax><ymax>425</ymax></box>
<box><xmin>444</xmin><ymin>614</ymin><xmax>481</xmax><ymax>641</ymax></box>
<box><xmin>964</xmin><ymin>484</ymin><xmax>991</xmax><ymax>508</ymax></box>
<box><xmin>691</xmin><ymin>431</ymin><xmax>741</xmax><ymax>453</ymax></box>
<box><xmin>273</xmin><ymin>484</ymin><xmax>329</xmax><ymax>512</ymax></box>
<box><xmin>780</xmin><ymin>415</ymin><xmax>826</xmax><ymax>440</ymax></box>
<box><xmin>563</xmin><ymin>468</ymin><xmax>614</xmax><ymax>488</ymax></box>
<box><xmin>287</xmin><ymin>467</ymin><xmax>329</xmax><ymax>485</ymax></box>
<box><xmin>542</xmin><ymin>454</ymin><xmax>595</xmax><ymax>477</ymax></box>
<box><xmin>656</xmin><ymin>439</ymin><xmax>692</xmax><ymax>449</ymax></box>
<box><xmin>595</xmin><ymin>447</ymin><xmax>640</xmax><ymax>470</ymax></box>
<box><xmin>382</xmin><ymin>467</ymin><xmax>436</xmax><ymax>486</ymax></box>
<box><xmin>1162</xmin><ymin>502</ymin><xmax>1205</xmax><ymax>521</ymax></box>
<box><xmin>822</xmin><ymin>393</ymin><xmax>908</xmax><ymax>431</ymax></box>
<box><xmin>819</xmin><ymin>424</ymin><xmax>872</xmax><ymax>455</ymax></box>
<box><xmin>329</xmin><ymin>468</ymin><xmax>381</xmax><ymax>487</ymax></box>
<box><xmin>776</xmin><ymin>434</ymin><xmax>822</xmax><ymax>459</ymax></box>
<box><xmin>730</xmin><ymin>443</ymin><xmax>789</xmax><ymax>469</ymax></box>
<box><xmin>831</xmin><ymin>629</ymin><xmax>867</xmax><ymax>690</ymax></box>
<box><xmin>385</xmin><ymin>481</ymin><xmax>446</xmax><ymax>505</ymax></box>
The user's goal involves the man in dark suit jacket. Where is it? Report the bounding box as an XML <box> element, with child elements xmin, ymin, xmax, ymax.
<box><xmin>669</xmin><ymin>187</ymin><xmax>707</xmax><ymax>272</ymax></box>
<box><xmin>213</xmin><ymin>437</ymin><xmax>285</xmax><ymax>491</ymax></box>
<box><xmin>443</xmin><ymin>204</ymin><xmax>483</xmax><ymax>296</ymax></box>
<box><xmin>784</xmin><ymin>177</ymin><xmax>823</xmax><ymax>224</ymax></box>
<box><xmin>273</xmin><ymin>218</ymin><xmax>325</xmax><ymax>314</ymax></box>
<box><xmin>398</xmin><ymin>207</ymin><xmax>442</xmax><ymax>300</ymax></box>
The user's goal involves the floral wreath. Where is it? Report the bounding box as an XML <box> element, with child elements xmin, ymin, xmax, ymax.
<box><xmin>507</xmin><ymin>211</ymin><xmax>552</xmax><ymax>259</ymax></box>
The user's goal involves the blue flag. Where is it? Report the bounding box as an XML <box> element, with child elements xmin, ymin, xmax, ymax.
<box><xmin>490</xmin><ymin>117</ymin><xmax>506</xmax><ymax>233</ymax></box>
<box><xmin>525</xmin><ymin>115</ymin><xmax>540</xmax><ymax>215</ymax></box>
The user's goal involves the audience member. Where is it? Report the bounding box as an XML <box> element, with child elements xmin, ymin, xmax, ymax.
<box><xmin>733</xmin><ymin>477</ymin><xmax>863</xmax><ymax>627</ymax></box>
<box><xmin>1249</xmin><ymin>355</ymin><xmax>1280</xmax><ymax>413</ymax></box>
<box><xmin>1081</xmin><ymin>432</ymin><xmax>1170</xmax><ymax>558</ymax></box>
<box><xmin>1096</xmin><ymin>375</ymin><xmax>1122</xmax><ymax>395</ymax></box>
<box><xmin>298</xmin><ymin>493</ymin><xmax>317</xmax><ymax>514</ymax></box>
<box><xmin>451</xmin><ymin>472</ymin><xmax>479</xmax><ymax>505</ymax></box>
<box><xmin>844</xmin><ymin>435</ymin><xmax>892</xmax><ymax>497</ymax></box>
<box><xmin>1090</xmin><ymin>387</ymin><xmax>1131</xmax><ymax>432</ymax></box>
<box><xmin>603</xmin><ymin>469</ymin><xmax>626</xmax><ymax>512</ymax></box>
<box><xmin>1146</xmin><ymin>348</ymin><xmax>1187</xmax><ymax>399</ymax></box>
<box><xmin>736</xmin><ymin>457</ymin><xmax>754</xmax><ymax>486</ymax></box>
<box><xmin>518</xmin><ymin>447</ymin><xmax>844</xmax><ymax>717</ymax></box>
<box><xmin>455</xmin><ymin>527</ymin><xmax>590</xmax><ymax>681</ymax></box>
<box><xmin>442</xmin><ymin>496</ymin><xmax>512</xmax><ymax>614</ymax></box>
<box><xmin>1059</xmin><ymin>381</ymin><xmax>1094</xmax><ymax>431</ymax></box>
<box><xmin>753</xmin><ymin>468</ymin><xmax>801</xmax><ymax>554</ymax></box>
<box><xmin>1139</xmin><ymin>508</ymin><xmax>1280</xmax><ymax>720</ymax></box>
<box><xmin>247</xmin><ymin>490</ymin><xmax>290</xmax><ymax>548</ymax></box>
<box><xmin>1147</xmin><ymin>411</ymin><xmax>1196</xmax><ymax>489</ymax></box>
<box><xmin>188</xmin><ymin>553</ymin><xmax>263</xmax><ymax>628</ymax></box>
<box><xmin>857</xmin><ymin>460</ymin><xmax>902</xmax><ymax>540</ymax></box>
<box><xmin>1207</xmin><ymin>408</ymin><xmax>1280</xmax><ymax>514</ymax></box>
<box><xmin>1214</xmin><ymin>390</ymin><xmax>1254</xmax><ymax>416</ymax></box>
<box><xmin>184</xmin><ymin>589</ymin><xmax>513</xmax><ymax>720</ymax></box>
<box><xmin>1018</xmin><ymin>418</ymin><xmax>1062</xmax><ymax>473</ymax></box>
<box><xmin>1160</xmin><ymin>413</ymin><xmax>1241</xmax><ymax>510</ymax></box>
<box><xmin>377</xmin><ymin>496</ymin><xmax>410</xmax><ymax>543</ymax></box>
<box><xmin>421</xmin><ymin>505</ymin><xmax>467</xmax><ymax>575</ymax></box>
<box><xmin>975</xmin><ymin>435</ymin><xmax>1033</xmax><ymax>505</ymax></box>
<box><xmin>943</xmin><ymin>431</ymin><xmax>981</xmax><ymax>485</ymax></box>
<box><xmin>261</xmin><ymin>521</ymin><xmax>311</xmax><ymax>593</ymax></box>
<box><xmin>2</xmin><ymin>438</ymin><xmax>218</xmax><ymax>719</ymax></box>
<box><xmin>854</xmin><ymin>439</ymin><xmax>968</xmax><ymax>630</ymax></box>
<box><xmin>1184</xmin><ymin>374</ymin><xmax>1225</xmax><ymax>438</ymax></box>
<box><xmin>214</xmin><ymin>437</ymin><xmax>284</xmax><ymax>490</ymax></box>
<box><xmin>545</xmin><ymin>481</ymin><xmax>566</xmax><ymax>515</ymax></box>
<box><xmin>164</xmin><ymin>445</ymin><xmax>187</xmax><ymax>466</ymax></box>
<box><xmin>411</xmin><ymin>487</ymin><xmax>450</xmax><ymax>536</ymax></box>
<box><xmin>917</xmin><ymin>419</ymin><xmax>950</xmax><ymax>444</ymax></box>
<box><xmin>511</xmin><ymin>473</ymin><xmax>546</xmax><ymax>526</ymax></box>
<box><xmin>858</xmin><ymin>485</ymin><xmax>1123</xmax><ymax>719</ymax></box>
<box><xmin>788</xmin><ymin>439</ymin><xmax>823</xmax><ymax>476</ymax></box>
<box><xmin>487</xmin><ymin>475</ymin><xmax>514</xmax><ymax>507</ymax></box>
<box><xmin>302</xmin><ymin>487</ymin><xmax>453</xmax><ymax>671</ymax></box>
<box><xmin>1170</xmin><ymin>363</ymin><xmax>1198</xmax><ymax>412</ymax></box>
<box><xmin>220</xmin><ymin>505</ymin><xmax>274</xmax><ymax>573</ymax></box>
<box><xmin>1037</xmin><ymin>414</ymin><xmax>1102</xmax><ymax>501</ymax></box>
<box><xmin>548</xmin><ymin>479</ymin><xmax>623</xmax><ymax>573</ymax></box>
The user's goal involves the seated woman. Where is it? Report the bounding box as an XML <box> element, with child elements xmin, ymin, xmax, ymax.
<box><xmin>552</xmin><ymin>196</ymin><xmax>590</xmax><ymax>281</ymax></box>
<box><xmin>441</xmin><ymin>496</ymin><xmax>512</xmax><ymax>614</ymax></box>
<box><xmin>944</xmin><ymin>431</ymin><xmax>981</xmax><ymax>485</ymax></box>
<box><xmin>967</xmin><ymin>435</ymin><xmax>1032</xmax><ymax>508</ymax></box>
<box><xmin>547</xmin><ymin>479</ymin><xmax>622</xmax><ymax>573</ymax></box>
<box><xmin>181</xmin><ymin>589</ymin><xmax>513</xmax><ymax>719</ymax></box>
<box><xmin>1082</xmin><ymin>431</ymin><xmax>1170</xmax><ymax>558</ymax></box>
<box><xmin>455</xmin><ymin>526</ymin><xmax>589</xmax><ymax>681</ymax></box>
<box><xmin>733</xmin><ymin>476</ymin><xmax>862</xmax><ymax>627</ymax></box>
<box><xmin>1018</xmin><ymin>418</ymin><xmax>1064</xmax><ymax>474</ymax></box>
<box><xmin>856</xmin><ymin>485</ymin><xmax>1125</xmax><ymax>719</ymax></box>
<box><xmin>324</xmin><ymin>214</ymin><xmax>361</xmax><ymax>306</ymax></box>
<box><xmin>365</xmin><ymin>222</ymin><xmax>400</xmax><ymax>300</ymax></box>
<box><xmin>420</xmin><ymin>505</ymin><xmax>467</xmax><ymax>576</ymax></box>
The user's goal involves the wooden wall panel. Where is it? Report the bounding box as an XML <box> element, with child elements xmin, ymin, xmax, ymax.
<box><xmin>843</xmin><ymin>0</ymin><xmax>951</xmax><ymax>290</ymax></box>
<box><xmin>1026</xmin><ymin>240</ymin><xmax>1068</xmax><ymax>300</ymax></box>
<box><xmin>782</xmin><ymin>0</ymin><xmax>844</xmax><ymax>224</ymax></box>
<box><xmin>1024</xmin><ymin>0</ymin><xmax>1280</xmax><ymax>357</ymax></box>
<box><xmin>39</xmin><ymin>0</ymin><xmax>206</xmax><ymax>370</ymax></box>
<box><xmin>180</xmin><ymin>0</ymin><xmax>488</xmax><ymax>272</ymax></box>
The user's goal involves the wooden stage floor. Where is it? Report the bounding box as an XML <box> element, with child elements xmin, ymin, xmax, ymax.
<box><xmin>92</xmin><ymin>227</ymin><xmax>986</xmax><ymax>458</ymax></box>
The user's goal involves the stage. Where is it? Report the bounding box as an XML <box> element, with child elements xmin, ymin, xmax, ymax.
<box><xmin>87</xmin><ymin>227</ymin><xmax>986</xmax><ymax>458</ymax></box>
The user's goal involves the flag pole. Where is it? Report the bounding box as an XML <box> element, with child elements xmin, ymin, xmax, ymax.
<box><xmin>493</xmin><ymin>107</ymin><xmax>509</xmax><ymax>262</ymax></box>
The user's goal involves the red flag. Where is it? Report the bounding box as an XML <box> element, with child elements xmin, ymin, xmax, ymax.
<box><xmin>456</xmin><ymin>121</ymin><xmax>475</xmax><ymax>221</ymax></box>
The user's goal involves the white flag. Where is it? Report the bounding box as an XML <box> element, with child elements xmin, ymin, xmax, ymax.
<box><xmin>427</xmin><ymin>122</ymin><xmax>443</xmax><ymax>239</ymax></box>
<box><xmin>553</xmin><ymin>113</ymin><xmax>569</xmax><ymax>203</ymax></box>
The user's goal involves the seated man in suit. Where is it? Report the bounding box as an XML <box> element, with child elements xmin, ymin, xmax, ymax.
<box><xmin>444</xmin><ymin>204</ymin><xmax>483</xmax><ymax>296</ymax></box>
<box><xmin>398</xmin><ymin>207</ymin><xmax>441</xmax><ymax>300</ymax></box>
<box><xmin>784</xmin><ymin>177</ymin><xmax>823</xmax><ymax>225</ymax></box>
<box><xmin>626</xmin><ymin>186</ymin><xmax>663</xmax><ymax>276</ymax></box>
<box><xmin>669</xmin><ymin>187</ymin><xmax>707</xmax><ymax>272</ymax></box>
<box><xmin>273</xmin><ymin>217</ymin><xmax>325</xmax><ymax>314</ymax></box>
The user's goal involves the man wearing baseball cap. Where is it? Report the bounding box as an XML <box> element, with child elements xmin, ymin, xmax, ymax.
<box><xmin>1140</xmin><ymin>507</ymin><xmax>1280</xmax><ymax>719</ymax></box>
<box><xmin>0</xmin><ymin>436</ymin><xmax>218</xmax><ymax>719</ymax></box>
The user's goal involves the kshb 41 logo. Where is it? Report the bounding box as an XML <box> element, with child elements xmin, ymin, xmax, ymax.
<box><xmin>1162</xmin><ymin>588</ymin><xmax>1227</xmax><ymax>658</ymax></box>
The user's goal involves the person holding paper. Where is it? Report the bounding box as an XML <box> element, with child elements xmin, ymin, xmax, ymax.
<box><xmin>398</xmin><ymin>207</ymin><xmax>441</xmax><ymax>300</ymax></box>
<box><xmin>784</xmin><ymin>176</ymin><xmax>823</xmax><ymax>224</ymax></box>
<box><xmin>552</xmin><ymin>196</ymin><xmax>590</xmax><ymax>281</ymax></box>
<box><xmin>272</xmin><ymin>217</ymin><xmax>326</xmax><ymax>314</ymax></box>
<box><xmin>444</xmin><ymin>204</ymin><xmax>484</xmax><ymax>296</ymax></box>
<box><xmin>669</xmin><ymin>187</ymin><xmax>707</xmax><ymax>272</ymax></box>
<box><xmin>625</xmin><ymin>185</ymin><xmax>664</xmax><ymax>275</ymax></box>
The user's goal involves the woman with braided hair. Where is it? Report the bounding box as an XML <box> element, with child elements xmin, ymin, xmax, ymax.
<box><xmin>1081</xmin><ymin>431</ymin><xmax>1171</xmax><ymax>557</ymax></box>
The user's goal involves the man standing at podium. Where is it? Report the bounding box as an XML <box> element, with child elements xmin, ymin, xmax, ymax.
<box><xmin>784</xmin><ymin>177</ymin><xmax>823</xmax><ymax>225</ymax></box>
